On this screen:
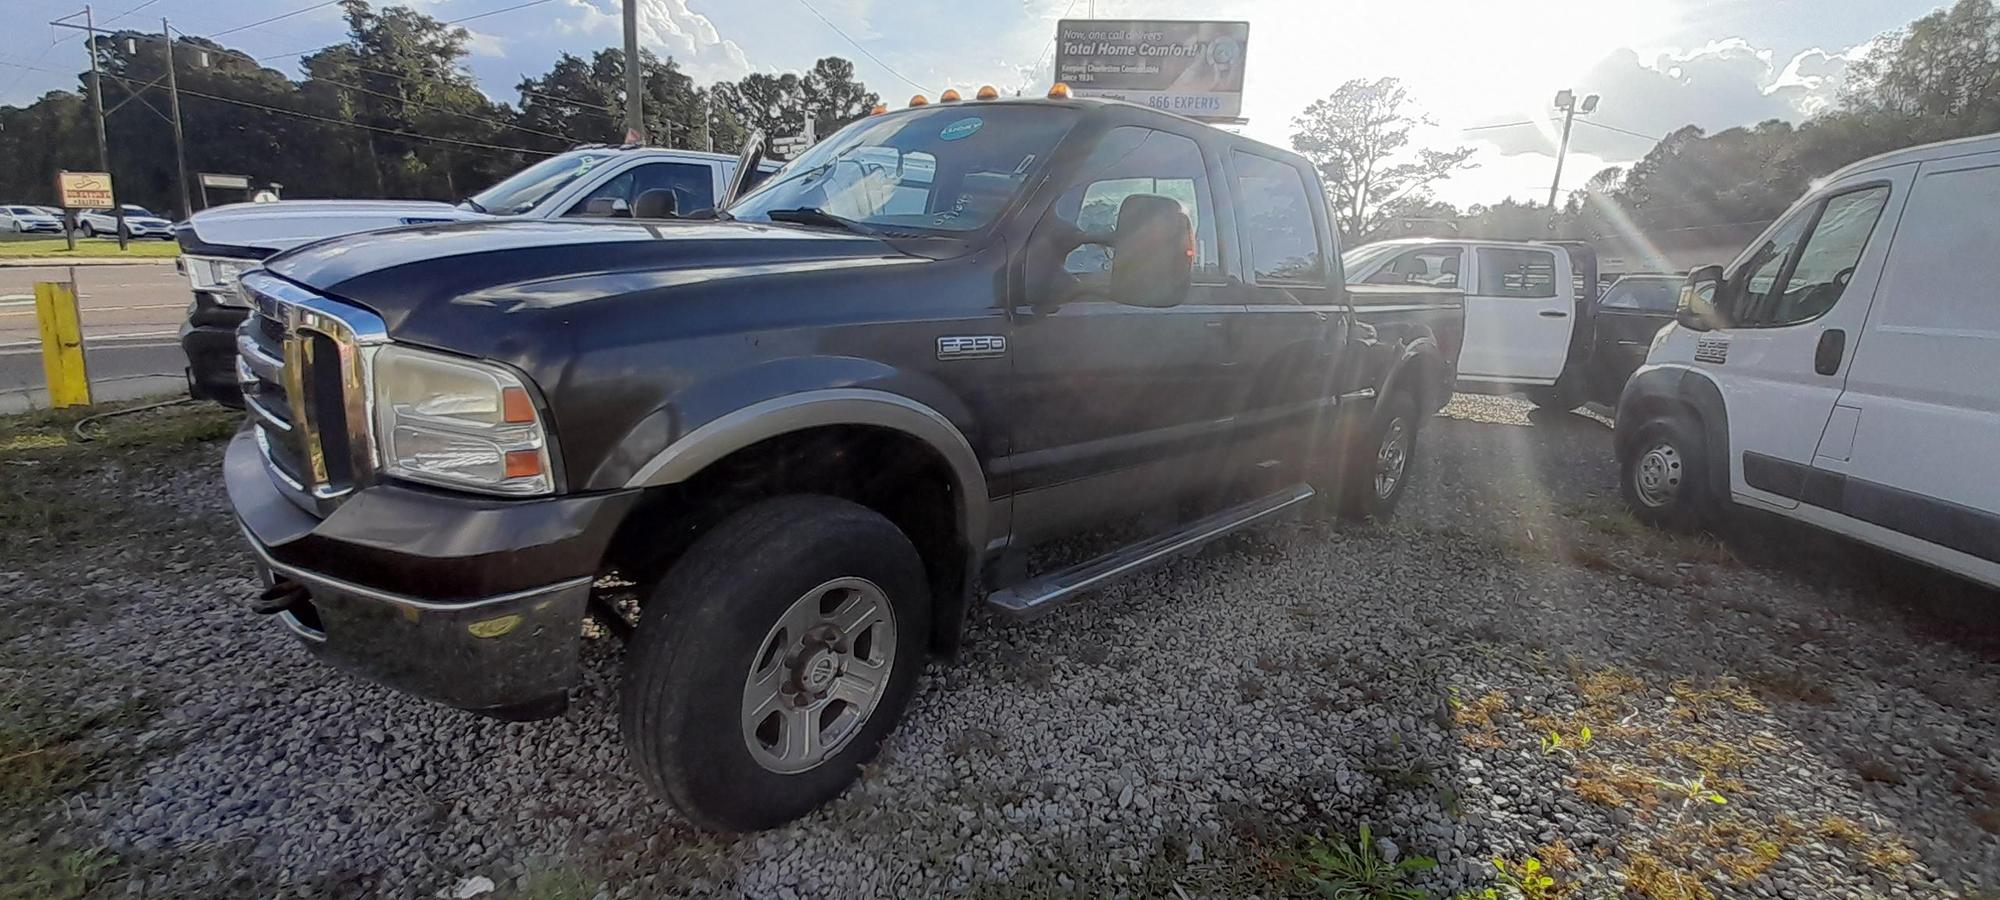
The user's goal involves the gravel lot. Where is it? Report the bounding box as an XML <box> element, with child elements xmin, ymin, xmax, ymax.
<box><xmin>3</xmin><ymin>395</ymin><xmax>1997</xmax><ymax>899</ymax></box>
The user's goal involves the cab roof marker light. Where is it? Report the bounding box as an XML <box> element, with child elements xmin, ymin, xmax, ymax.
<box><xmin>870</xmin><ymin>104</ymin><xmax>888</xmax><ymax>115</ymax></box>
<box><xmin>976</xmin><ymin>85</ymin><xmax>999</xmax><ymax>100</ymax></box>
<box><xmin>909</xmin><ymin>94</ymin><xmax>929</xmax><ymax>107</ymax></box>
<box><xmin>1047</xmin><ymin>83</ymin><xmax>1072</xmax><ymax>99</ymax></box>
<box><xmin>939</xmin><ymin>89</ymin><xmax>961</xmax><ymax>103</ymax></box>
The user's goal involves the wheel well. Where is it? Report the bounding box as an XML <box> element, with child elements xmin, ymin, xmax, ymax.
<box><xmin>602</xmin><ymin>424</ymin><xmax>967</xmax><ymax>654</ymax></box>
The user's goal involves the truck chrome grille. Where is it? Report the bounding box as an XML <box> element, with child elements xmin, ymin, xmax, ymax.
<box><xmin>236</xmin><ymin>271</ymin><xmax>387</xmax><ymax>511</ymax></box>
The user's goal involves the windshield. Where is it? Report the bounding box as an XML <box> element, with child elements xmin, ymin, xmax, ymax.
<box><xmin>1600</xmin><ymin>277</ymin><xmax>1681</xmax><ymax>312</ymax></box>
<box><xmin>123</xmin><ymin>205</ymin><xmax>156</xmax><ymax>217</ymax></box>
<box><xmin>1339</xmin><ymin>242</ymin><xmax>1410</xmax><ymax>279</ymax></box>
<box><xmin>466</xmin><ymin>150</ymin><xmax>614</xmax><ymax>215</ymax></box>
<box><xmin>730</xmin><ymin>106</ymin><xmax>1080</xmax><ymax>233</ymax></box>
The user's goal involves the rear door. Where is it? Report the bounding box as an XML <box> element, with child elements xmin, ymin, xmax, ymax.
<box><xmin>1458</xmin><ymin>245</ymin><xmax>1573</xmax><ymax>383</ymax></box>
<box><xmin>1697</xmin><ymin>168</ymin><xmax>1909</xmax><ymax>510</ymax></box>
<box><xmin>1816</xmin><ymin>151</ymin><xmax>2000</xmax><ymax>576</ymax></box>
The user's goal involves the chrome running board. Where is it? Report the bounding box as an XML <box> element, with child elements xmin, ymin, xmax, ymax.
<box><xmin>984</xmin><ymin>483</ymin><xmax>1316</xmax><ymax>620</ymax></box>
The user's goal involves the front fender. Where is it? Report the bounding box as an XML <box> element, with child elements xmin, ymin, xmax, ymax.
<box><xmin>1616</xmin><ymin>363</ymin><xmax>1730</xmax><ymax>499</ymax></box>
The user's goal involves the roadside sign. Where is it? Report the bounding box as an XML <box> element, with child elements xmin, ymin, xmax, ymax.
<box><xmin>1053</xmin><ymin>19</ymin><xmax>1250</xmax><ymax>122</ymax></box>
<box><xmin>55</xmin><ymin>170</ymin><xmax>116</xmax><ymax>209</ymax></box>
<box><xmin>198</xmin><ymin>172</ymin><xmax>251</xmax><ymax>190</ymax></box>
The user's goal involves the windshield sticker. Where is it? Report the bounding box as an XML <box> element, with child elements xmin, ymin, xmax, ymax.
<box><xmin>1013</xmin><ymin>154</ymin><xmax>1036</xmax><ymax>175</ymax></box>
<box><xmin>939</xmin><ymin>117</ymin><xmax>983</xmax><ymax>141</ymax></box>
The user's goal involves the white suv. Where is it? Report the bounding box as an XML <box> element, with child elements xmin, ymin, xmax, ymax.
<box><xmin>78</xmin><ymin>204</ymin><xmax>176</xmax><ymax>239</ymax></box>
<box><xmin>1616</xmin><ymin>131</ymin><xmax>2000</xmax><ymax>590</ymax></box>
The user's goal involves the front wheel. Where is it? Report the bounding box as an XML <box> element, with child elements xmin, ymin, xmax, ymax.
<box><xmin>620</xmin><ymin>494</ymin><xmax>930</xmax><ymax>832</ymax></box>
<box><xmin>1335</xmin><ymin>390</ymin><xmax>1419</xmax><ymax>521</ymax></box>
<box><xmin>79</xmin><ymin>221</ymin><xmax>95</xmax><ymax>238</ymax></box>
<box><xmin>1620</xmin><ymin>417</ymin><xmax>1710</xmax><ymax>531</ymax></box>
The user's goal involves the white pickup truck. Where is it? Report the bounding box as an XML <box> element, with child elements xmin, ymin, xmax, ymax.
<box><xmin>1342</xmin><ymin>238</ymin><xmax>1627</xmax><ymax>409</ymax></box>
<box><xmin>175</xmin><ymin>146</ymin><xmax>780</xmax><ymax>405</ymax></box>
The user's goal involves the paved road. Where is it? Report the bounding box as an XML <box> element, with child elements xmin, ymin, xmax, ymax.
<box><xmin>0</xmin><ymin>263</ymin><xmax>192</xmax><ymax>412</ymax></box>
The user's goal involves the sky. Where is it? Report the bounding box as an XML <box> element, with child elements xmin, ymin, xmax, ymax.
<box><xmin>0</xmin><ymin>0</ymin><xmax>1950</xmax><ymax>206</ymax></box>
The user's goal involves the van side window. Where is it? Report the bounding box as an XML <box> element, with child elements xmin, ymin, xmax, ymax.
<box><xmin>1475</xmin><ymin>248</ymin><xmax>1557</xmax><ymax>298</ymax></box>
<box><xmin>1049</xmin><ymin>126</ymin><xmax>1219</xmax><ymax>280</ymax></box>
<box><xmin>1730</xmin><ymin>185</ymin><xmax>1891</xmax><ymax>327</ymax></box>
<box><xmin>1876</xmin><ymin>163</ymin><xmax>2000</xmax><ymax>333</ymax></box>
<box><xmin>1232</xmin><ymin>151</ymin><xmax>1322</xmax><ymax>284</ymax></box>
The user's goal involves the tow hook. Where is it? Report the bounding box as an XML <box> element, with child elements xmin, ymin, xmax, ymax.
<box><xmin>250</xmin><ymin>578</ymin><xmax>310</xmax><ymax>615</ymax></box>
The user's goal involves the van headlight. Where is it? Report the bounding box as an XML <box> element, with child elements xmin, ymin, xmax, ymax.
<box><xmin>371</xmin><ymin>345</ymin><xmax>554</xmax><ymax>496</ymax></box>
<box><xmin>183</xmin><ymin>256</ymin><xmax>256</xmax><ymax>299</ymax></box>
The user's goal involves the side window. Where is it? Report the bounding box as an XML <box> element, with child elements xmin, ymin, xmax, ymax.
<box><xmin>1049</xmin><ymin>126</ymin><xmax>1219</xmax><ymax>280</ymax></box>
<box><xmin>1475</xmin><ymin>248</ymin><xmax>1557</xmax><ymax>298</ymax></box>
<box><xmin>1364</xmin><ymin>248</ymin><xmax>1459</xmax><ymax>288</ymax></box>
<box><xmin>1726</xmin><ymin>185</ymin><xmax>1890</xmax><ymax>327</ymax></box>
<box><xmin>566</xmin><ymin>162</ymin><xmax>715</xmax><ymax>217</ymax></box>
<box><xmin>1876</xmin><ymin>163</ymin><xmax>2000</xmax><ymax>333</ymax></box>
<box><xmin>1232</xmin><ymin>151</ymin><xmax>1323</xmax><ymax>284</ymax></box>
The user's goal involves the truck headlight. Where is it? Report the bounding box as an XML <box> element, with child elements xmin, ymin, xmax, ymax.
<box><xmin>371</xmin><ymin>345</ymin><xmax>554</xmax><ymax>496</ymax></box>
<box><xmin>183</xmin><ymin>255</ymin><xmax>256</xmax><ymax>300</ymax></box>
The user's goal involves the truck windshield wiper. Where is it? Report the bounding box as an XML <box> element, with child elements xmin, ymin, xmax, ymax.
<box><xmin>762</xmin><ymin>207</ymin><xmax>873</xmax><ymax>235</ymax></box>
<box><xmin>457</xmin><ymin>197</ymin><xmax>489</xmax><ymax>214</ymax></box>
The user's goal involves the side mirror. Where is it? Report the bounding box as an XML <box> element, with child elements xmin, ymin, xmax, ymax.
<box><xmin>583</xmin><ymin>197</ymin><xmax>630</xmax><ymax>218</ymax></box>
<box><xmin>1110</xmin><ymin>194</ymin><xmax>1193</xmax><ymax>309</ymax></box>
<box><xmin>1677</xmin><ymin>264</ymin><xmax>1724</xmax><ymax>332</ymax></box>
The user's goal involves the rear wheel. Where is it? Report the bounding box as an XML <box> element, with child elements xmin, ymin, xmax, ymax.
<box><xmin>620</xmin><ymin>494</ymin><xmax>930</xmax><ymax>832</ymax></box>
<box><xmin>79</xmin><ymin>221</ymin><xmax>95</xmax><ymax>238</ymax></box>
<box><xmin>1620</xmin><ymin>416</ymin><xmax>1709</xmax><ymax>530</ymax></box>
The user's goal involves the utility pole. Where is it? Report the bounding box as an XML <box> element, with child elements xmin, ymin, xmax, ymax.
<box><xmin>622</xmin><ymin>0</ymin><xmax>644</xmax><ymax>144</ymax></box>
<box><xmin>163</xmin><ymin>19</ymin><xmax>192</xmax><ymax>219</ymax></box>
<box><xmin>83</xmin><ymin>6</ymin><xmax>129</xmax><ymax>249</ymax></box>
<box><xmin>1547</xmin><ymin>89</ymin><xmax>1599</xmax><ymax>211</ymax></box>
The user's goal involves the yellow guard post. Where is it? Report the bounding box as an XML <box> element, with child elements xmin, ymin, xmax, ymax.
<box><xmin>35</xmin><ymin>280</ymin><xmax>91</xmax><ymax>408</ymax></box>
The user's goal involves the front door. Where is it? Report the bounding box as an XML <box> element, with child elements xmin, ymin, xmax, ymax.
<box><xmin>1003</xmin><ymin>124</ymin><xmax>1241</xmax><ymax>546</ymax></box>
<box><xmin>1696</xmin><ymin>169</ymin><xmax>1908</xmax><ymax>510</ymax></box>
<box><xmin>1459</xmin><ymin>245</ymin><xmax>1573</xmax><ymax>383</ymax></box>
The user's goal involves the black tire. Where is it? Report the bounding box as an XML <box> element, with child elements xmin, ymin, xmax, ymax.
<box><xmin>620</xmin><ymin>494</ymin><xmax>930</xmax><ymax>832</ymax></box>
<box><xmin>79</xmin><ymin>221</ymin><xmax>95</xmax><ymax>238</ymax></box>
<box><xmin>1620</xmin><ymin>416</ymin><xmax>1709</xmax><ymax>531</ymax></box>
<box><xmin>1335</xmin><ymin>389</ymin><xmax>1420</xmax><ymax>521</ymax></box>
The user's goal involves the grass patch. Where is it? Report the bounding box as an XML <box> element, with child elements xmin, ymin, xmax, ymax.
<box><xmin>0</xmin><ymin>686</ymin><xmax>160</xmax><ymax>900</ymax></box>
<box><xmin>1626</xmin><ymin>851</ymin><xmax>1715</xmax><ymax>900</ymax></box>
<box><xmin>0</xmin><ymin>237</ymin><xmax>179</xmax><ymax>260</ymax></box>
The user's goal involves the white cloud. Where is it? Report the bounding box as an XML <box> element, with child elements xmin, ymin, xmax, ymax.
<box><xmin>463</xmin><ymin>29</ymin><xmax>510</xmax><ymax>59</ymax></box>
<box><xmin>554</xmin><ymin>0</ymin><xmax>752</xmax><ymax>82</ymax></box>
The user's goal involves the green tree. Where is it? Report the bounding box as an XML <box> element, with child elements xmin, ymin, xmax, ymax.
<box><xmin>1288</xmin><ymin>76</ymin><xmax>1475</xmax><ymax>242</ymax></box>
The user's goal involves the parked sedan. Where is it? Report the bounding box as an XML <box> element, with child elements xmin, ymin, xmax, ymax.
<box><xmin>77</xmin><ymin>204</ymin><xmax>175</xmax><ymax>239</ymax></box>
<box><xmin>1</xmin><ymin>205</ymin><xmax>65</xmax><ymax>234</ymax></box>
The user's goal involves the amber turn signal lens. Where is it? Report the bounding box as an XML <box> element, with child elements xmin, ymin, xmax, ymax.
<box><xmin>504</xmin><ymin>449</ymin><xmax>543</xmax><ymax>479</ymax></box>
<box><xmin>501</xmin><ymin>386</ymin><xmax>535</xmax><ymax>424</ymax></box>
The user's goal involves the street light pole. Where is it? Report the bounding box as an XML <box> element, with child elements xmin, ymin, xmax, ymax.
<box><xmin>622</xmin><ymin>0</ymin><xmax>644</xmax><ymax>144</ymax></box>
<box><xmin>82</xmin><ymin>6</ymin><xmax>129</xmax><ymax>250</ymax></box>
<box><xmin>163</xmin><ymin>19</ymin><xmax>193</xmax><ymax>219</ymax></box>
<box><xmin>1547</xmin><ymin>89</ymin><xmax>1599</xmax><ymax>211</ymax></box>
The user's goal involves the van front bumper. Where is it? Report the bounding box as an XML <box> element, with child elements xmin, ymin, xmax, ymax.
<box><xmin>225</xmin><ymin>428</ymin><xmax>639</xmax><ymax>719</ymax></box>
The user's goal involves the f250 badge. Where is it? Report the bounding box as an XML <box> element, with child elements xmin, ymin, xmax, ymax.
<box><xmin>937</xmin><ymin>335</ymin><xmax>1006</xmax><ymax>360</ymax></box>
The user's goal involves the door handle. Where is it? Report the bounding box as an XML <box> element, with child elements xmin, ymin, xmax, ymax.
<box><xmin>1815</xmin><ymin>329</ymin><xmax>1846</xmax><ymax>376</ymax></box>
<box><xmin>1539</xmin><ymin>310</ymin><xmax>1569</xmax><ymax>318</ymax></box>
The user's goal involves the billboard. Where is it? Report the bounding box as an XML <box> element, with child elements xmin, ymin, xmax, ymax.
<box><xmin>55</xmin><ymin>171</ymin><xmax>115</xmax><ymax>209</ymax></box>
<box><xmin>1053</xmin><ymin>19</ymin><xmax>1249</xmax><ymax>121</ymax></box>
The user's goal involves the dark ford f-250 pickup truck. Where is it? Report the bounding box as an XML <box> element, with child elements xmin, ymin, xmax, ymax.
<box><xmin>224</xmin><ymin>95</ymin><xmax>1463</xmax><ymax>831</ymax></box>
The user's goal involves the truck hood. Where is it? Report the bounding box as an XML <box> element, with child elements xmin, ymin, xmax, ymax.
<box><xmin>183</xmin><ymin>199</ymin><xmax>476</xmax><ymax>255</ymax></box>
<box><xmin>263</xmin><ymin>218</ymin><xmax>919</xmax><ymax>351</ymax></box>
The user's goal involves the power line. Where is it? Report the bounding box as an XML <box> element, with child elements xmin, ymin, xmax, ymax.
<box><xmin>212</xmin><ymin>0</ymin><xmax>344</xmax><ymax>38</ymax></box>
<box><xmin>790</xmin><ymin>0</ymin><xmax>929</xmax><ymax>94</ymax></box>
<box><xmin>179</xmin><ymin>86</ymin><xmax>554</xmax><ymax>156</ymax></box>
<box><xmin>103</xmin><ymin>0</ymin><xmax>168</xmax><ymax>26</ymax></box>
<box><xmin>0</xmin><ymin>36</ymin><xmax>73</xmax><ymax>96</ymax></box>
<box><xmin>445</xmin><ymin>0</ymin><xmax>559</xmax><ymax>26</ymax></box>
<box><xmin>1030</xmin><ymin>0</ymin><xmax>1082</xmax><ymax>85</ymax></box>
<box><xmin>1574</xmin><ymin>118</ymin><xmax>1664</xmax><ymax>142</ymax></box>
<box><xmin>1460</xmin><ymin>120</ymin><xmax>1542</xmax><ymax>132</ymax></box>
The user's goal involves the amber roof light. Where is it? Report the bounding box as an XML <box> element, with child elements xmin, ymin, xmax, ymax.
<box><xmin>908</xmin><ymin>94</ymin><xmax>929</xmax><ymax>107</ymax></box>
<box><xmin>939</xmin><ymin>89</ymin><xmax>961</xmax><ymax>103</ymax></box>
<box><xmin>976</xmin><ymin>85</ymin><xmax>999</xmax><ymax>100</ymax></box>
<box><xmin>870</xmin><ymin>104</ymin><xmax>888</xmax><ymax>115</ymax></box>
<box><xmin>1047</xmin><ymin>82</ymin><xmax>1072</xmax><ymax>99</ymax></box>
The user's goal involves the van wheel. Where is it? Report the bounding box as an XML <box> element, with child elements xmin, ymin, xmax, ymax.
<box><xmin>1336</xmin><ymin>389</ymin><xmax>1419</xmax><ymax>521</ymax></box>
<box><xmin>1621</xmin><ymin>417</ymin><xmax>1708</xmax><ymax>530</ymax></box>
<box><xmin>620</xmin><ymin>495</ymin><xmax>930</xmax><ymax>832</ymax></box>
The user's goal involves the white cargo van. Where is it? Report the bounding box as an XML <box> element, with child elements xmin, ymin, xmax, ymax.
<box><xmin>1615</xmin><ymin>132</ymin><xmax>2000</xmax><ymax>590</ymax></box>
